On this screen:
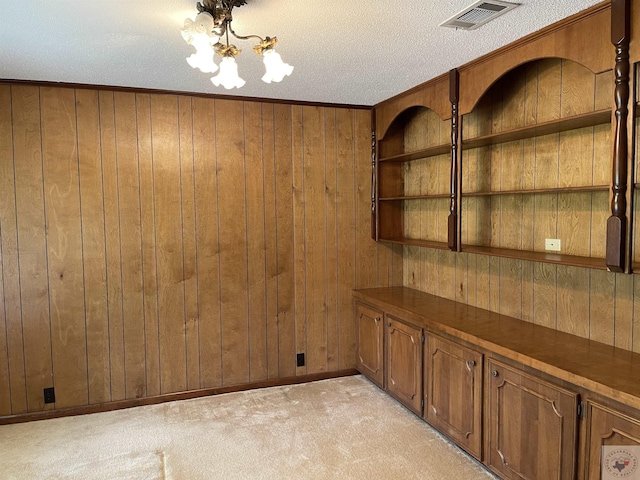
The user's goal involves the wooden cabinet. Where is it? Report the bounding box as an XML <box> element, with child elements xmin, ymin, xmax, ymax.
<box><xmin>584</xmin><ymin>401</ymin><xmax>640</xmax><ymax>480</ymax></box>
<box><xmin>424</xmin><ymin>333</ymin><xmax>483</xmax><ymax>459</ymax></box>
<box><xmin>355</xmin><ymin>302</ymin><xmax>385</xmax><ymax>388</ymax></box>
<box><xmin>386</xmin><ymin>315</ymin><xmax>423</xmax><ymax>414</ymax></box>
<box><xmin>486</xmin><ymin>359</ymin><xmax>579</xmax><ymax>480</ymax></box>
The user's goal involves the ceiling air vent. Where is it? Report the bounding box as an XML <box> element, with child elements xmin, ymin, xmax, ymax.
<box><xmin>440</xmin><ymin>0</ymin><xmax>520</xmax><ymax>30</ymax></box>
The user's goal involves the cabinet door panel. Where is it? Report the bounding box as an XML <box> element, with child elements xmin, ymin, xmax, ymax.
<box><xmin>584</xmin><ymin>402</ymin><xmax>640</xmax><ymax>480</ymax></box>
<box><xmin>386</xmin><ymin>316</ymin><xmax>422</xmax><ymax>414</ymax></box>
<box><xmin>487</xmin><ymin>359</ymin><xmax>578</xmax><ymax>480</ymax></box>
<box><xmin>425</xmin><ymin>334</ymin><xmax>483</xmax><ymax>459</ymax></box>
<box><xmin>355</xmin><ymin>303</ymin><xmax>384</xmax><ymax>388</ymax></box>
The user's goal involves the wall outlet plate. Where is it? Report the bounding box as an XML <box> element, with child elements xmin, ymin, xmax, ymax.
<box><xmin>43</xmin><ymin>387</ymin><xmax>55</xmax><ymax>404</ymax></box>
<box><xmin>545</xmin><ymin>238</ymin><xmax>561</xmax><ymax>252</ymax></box>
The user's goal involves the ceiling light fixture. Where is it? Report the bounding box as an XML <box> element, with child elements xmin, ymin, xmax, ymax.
<box><xmin>181</xmin><ymin>0</ymin><xmax>293</xmax><ymax>89</ymax></box>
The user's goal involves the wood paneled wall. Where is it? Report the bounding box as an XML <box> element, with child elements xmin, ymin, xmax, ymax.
<box><xmin>403</xmin><ymin>59</ymin><xmax>640</xmax><ymax>354</ymax></box>
<box><xmin>0</xmin><ymin>84</ymin><xmax>402</xmax><ymax>416</ymax></box>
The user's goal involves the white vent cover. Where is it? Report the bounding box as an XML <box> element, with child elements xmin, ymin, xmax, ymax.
<box><xmin>440</xmin><ymin>0</ymin><xmax>520</xmax><ymax>30</ymax></box>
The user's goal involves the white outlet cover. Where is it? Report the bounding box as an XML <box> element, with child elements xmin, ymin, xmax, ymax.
<box><xmin>545</xmin><ymin>239</ymin><xmax>561</xmax><ymax>252</ymax></box>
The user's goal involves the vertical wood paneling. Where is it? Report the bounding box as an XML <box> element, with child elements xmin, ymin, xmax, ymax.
<box><xmin>13</xmin><ymin>86</ymin><xmax>52</xmax><ymax>413</ymax></box>
<box><xmin>336</xmin><ymin>109</ymin><xmax>357</xmax><ymax>370</ymax></box>
<box><xmin>274</xmin><ymin>104</ymin><xmax>295</xmax><ymax>377</ymax></box>
<box><xmin>262</xmin><ymin>104</ymin><xmax>279</xmax><ymax>379</ymax></box>
<box><xmin>325</xmin><ymin>109</ymin><xmax>339</xmax><ymax>372</ymax></box>
<box><xmin>40</xmin><ymin>87</ymin><xmax>88</xmax><ymax>408</ymax></box>
<box><xmin>150</xmin><ymin>94</ymin><xmax>187</xmax><ymax>394</ymax></box>
<box><xmin>215</xmin><ymin>99</ymin><xmax>250</xmax><ymax>385</ymax></box>
<box><xmin>191</xmin><ymin>96</ymin><xmax>221</xmax><ymax>388</ymax></box>
<box><xmin>178</xmin><ymin>96</ymin><xmax>200</xmax><ymax>391</ymax></box>
<box><xmin>291</xmin><ymin>105</ymin><xmax>307</xmax><ymax>376</ymax></box>
<box><xmin>0</xmin><ymin>85</ymin><xmax>15</xmax><ymax>415</ymax></box>
<box><xmin>114</xmin><ymin>92</ymin><xmax>145</xmax><ymax>400</ymax></box>
<box><xmin>76</xmin><ymin>89</ymin><xmax>110</xmax><ymax>405</ymax></box>
<box><xmin>244</xmin><ymin>101</ymin><xmax>268</xmax><ymax>382</ymax></box>
<box><xmin>303</xmin><ymin>106</ymin><xmax>328</xmax><ymax>374</ymax></box>
<box><xmin>1</xmin><ymin>83</ymin><xmax>383</xmax><ymax>415</ymax></box>
<box><xmin>99</xmin><ymin>90</ymin><xmax>125</xmax><ymax>402</ymax></box>
<box><xmin>136</xmin><ymin>93</ymin><xmax>161</xmax><ymax>396</ymax></box>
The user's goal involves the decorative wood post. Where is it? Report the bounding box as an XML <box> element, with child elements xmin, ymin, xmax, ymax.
<box><xmin>606</xmin><ymin>0</ymin><xmax>630</xmax><ymax>272</ymax></box>
<box><xmin>448</xmin><ymin>69</ymin><xmax>460</xmax><ymax>251</ymax></box>
<box><xmin>371</xmin><ymin>111</ymin><xmax>377</xmax><ymax>240</ymax></box>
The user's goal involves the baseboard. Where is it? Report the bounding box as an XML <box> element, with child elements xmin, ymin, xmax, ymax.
<box><xmin>0</xmin><ymin>369</ymin><xmax>359</xmax><ymax>425</ymax></box>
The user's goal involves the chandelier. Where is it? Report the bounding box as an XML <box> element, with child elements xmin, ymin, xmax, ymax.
<box><xmin>181</xmin><ymin>0</ymin><xmax>293</xmax><ymax>89</ymax></box>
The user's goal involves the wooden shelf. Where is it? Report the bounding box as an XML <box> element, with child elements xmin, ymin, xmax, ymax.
<box><xmin>462</xmin><ymin>185</ymin><xmax>609</xmax><ymax>197</ymax></box>
<box><xmin>378</xmin><ymin>144</ymin><xmax>451</xmax><ymax>163</ymax></box>
<box><xmin>380</xmin><ymin>238</ymin><xmax>450</xmax><ymax>249</ymax></box>
<box><xmin>462</xmin><ymin>109</ymin><xmax>611</xmax><ymax>150</ymax></box>
<box><xmin>461</xmin><ymin>245</ymin><xmax>608</xmax><ymax>270</ymax></box>
<box><xmin>380</xmin><ymin>194</ymin><xmax>450</xmax><ymax>201</ymax></box>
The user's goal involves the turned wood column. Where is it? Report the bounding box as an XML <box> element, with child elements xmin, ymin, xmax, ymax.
<box><xmin>606</xmin><ymin>0</ymin><xmax>631</xmax><ymax>272</ymax></box>
<box><xmin>448</xmin><ymin>69</ymin><xmax>461</xmax><ymax>251</ymax></box>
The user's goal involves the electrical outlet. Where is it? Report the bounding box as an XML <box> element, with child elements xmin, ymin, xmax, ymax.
<box><xmin>545</xmin><ymin>238</ymin><xmax>561</xmax><ymax>252</ymax></box>
<box><xmin>296</xmin><ymin>353</ymin><xmax>305</xmax><ymax>367</ymax></box>
<box><xmin>43</xmin><ymin>387</ymin><xmax>55</xmax><ymax>404</ymax></box>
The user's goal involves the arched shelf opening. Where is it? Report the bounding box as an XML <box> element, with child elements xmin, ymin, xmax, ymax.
<box><xmin>457</xmin><ymin>57</ymin><xmax>614</xmax><ymax>270</ymax></box>
<box><xmin>376</xmin><ymin>105</ymin><xmax>454</xmax><ymax>250</ymax></box>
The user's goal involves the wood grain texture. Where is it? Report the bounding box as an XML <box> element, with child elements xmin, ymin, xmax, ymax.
<box><xmin>114</xmin><ymin>92</ymin><xmax>146</xmax><ymax>400</ymax></box>
<box><xmin>178</xmin><ymin>95</ymin><xmax>200</xmax><ymax>391</ymax></box>
<box><xmin>244</xmin><ymin>101</ymin><xmax>268</xmax><ymax>382</ymax></box>
<box><xmin>191</xmin><ymin>96</ymin><xmax>221</xmax><ymax>389</ymax></box>
<box><xmin>40</xmin><ymin>87</ymin><xmax>89</xmax><ymax>409</ymax></box>
<box><xmin>99</xmin><ymin>90</ymin><xmax>125</xmax><ymax>402</ymax></box>
<box><xmin>1</xmin><ymin>83</ymin><xmax>392</xmax><ymax>417</ymax></box>
<box><xmin>75</xmin><ymin>89</ymin><xmax>110</xmax><ymax>405</ymax></box>
<box><xmin>11</xmin><ymin>86</ymin><xmax>51</xmax><ymax>414</ymax></box>
<box><xmin>0</xmin><ymin>85</ymin><xmax>16</xmax><ymax>415</ymax></box>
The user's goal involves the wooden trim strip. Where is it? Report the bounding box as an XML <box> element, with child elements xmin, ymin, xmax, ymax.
<box><xmin>0</xmin><ymin>79</ymin><xmax>372</xmax><ymax>110</ymax></box>
<box><xmin>456</xmin><ymin>2</ymin><xmax>611</xmax><ymax>75</ymax></box>
<box><xmin>0</xmin><ymin>369</ymin><xmax>358</xmax><ymax>425</ymax></box>
<box><xmin>373</xmin><ymin>72</ymin><xmax>449</xmax><ymax>109</ymax></box>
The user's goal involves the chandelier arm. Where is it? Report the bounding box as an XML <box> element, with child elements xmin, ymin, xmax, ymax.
<box><xmin>227</xmin><ymin>23</ymin><xmax>265</xmax><ymax>42</ymax></box>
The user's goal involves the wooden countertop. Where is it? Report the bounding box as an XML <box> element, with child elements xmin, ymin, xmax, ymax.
<box><xmin>354</xmin><ymin>287</ymin><xmax>640</xmax><ymax>411</ymax></box>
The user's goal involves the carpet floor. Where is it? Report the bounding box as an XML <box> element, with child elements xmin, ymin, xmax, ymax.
<box><xmin>0</xmin><ymin>375</ymin><xmax>497</xmax><ymax>479</ymax></box>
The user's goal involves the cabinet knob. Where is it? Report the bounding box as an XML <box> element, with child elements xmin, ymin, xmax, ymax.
<box><xmin>492</xmin><ymin>370</ymin><xmax>499</xmax><ymax>377</ymax></box>
<box><xmin>374</xmin><ymin>317</ymin><xmax>381</xmax><ymax>323</ymax></box>
<box><xmin>387</xmin><ymin>322</ymin><xmax>391</xmax><ymax>327</ymax></box>
<box><xmin>467</xmin><ymin>360</ymin><xmax>476</xmax><ymax>368</ymax></box>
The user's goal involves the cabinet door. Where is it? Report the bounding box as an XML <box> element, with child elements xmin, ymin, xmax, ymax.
<box><xmin>425</xmin><ymin>334</ymin><xmax>483</xmax><ymax>459</ymax></box>
<box><xmin>355</xmin><ymin>303</ymin><xmax>384</xmax><ymax>388</ymax></box>
<box><xmin>584</xmin><ymin>401</ymin><xmax>640</xmax><ymax>480</ymax></box>
<box><xmin>386</xmin><ymin>316</ymin><xmax>423</xmax><ymax>414</ymax></box>
<box><xmin>486</xmin><ymin>359</ymin><xmax>578</xmax><ymax>480</ymax></box>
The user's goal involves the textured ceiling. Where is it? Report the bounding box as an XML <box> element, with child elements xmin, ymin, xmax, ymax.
<box><xmin>0</xmin><ymin>0</ymin><xmax>603</xmax><ymax>106</ymax></box>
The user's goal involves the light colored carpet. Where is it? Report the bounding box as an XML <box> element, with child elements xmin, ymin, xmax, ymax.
<box><xmin>0</xmin><ymin>375</ymin><xmax>497</xmax><ymax>479</ymax></box>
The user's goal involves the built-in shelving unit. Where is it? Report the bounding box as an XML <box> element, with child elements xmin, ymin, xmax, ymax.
<box><xmin>376</xmin><ymin>100</ymin><xmax>453</xmax><ymax>249</ymax></box>
<box><xmin>372</xmin><ymin>1</ymin><xmax>634</xmax><ymax>273</ymax></box>
<box><xmin>456</xmin><ymin>58</ymin><xmax>614</xmax><ymax>271</ymax></box>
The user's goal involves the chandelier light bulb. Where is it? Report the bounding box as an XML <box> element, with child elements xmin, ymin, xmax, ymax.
<box><xmin>261</xmin><ymin>49</ymin><xmax>294</xmax><ymax>83</ymax></box>
<box><xmin>182</xmin><ymin>12</ymin><xmax>220</xmax><ymax>73</ymax></box>
<box><xmin>211</xmin><ymin>56</ymin><xmax>246</xmax><ymax>89</ymax></box>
